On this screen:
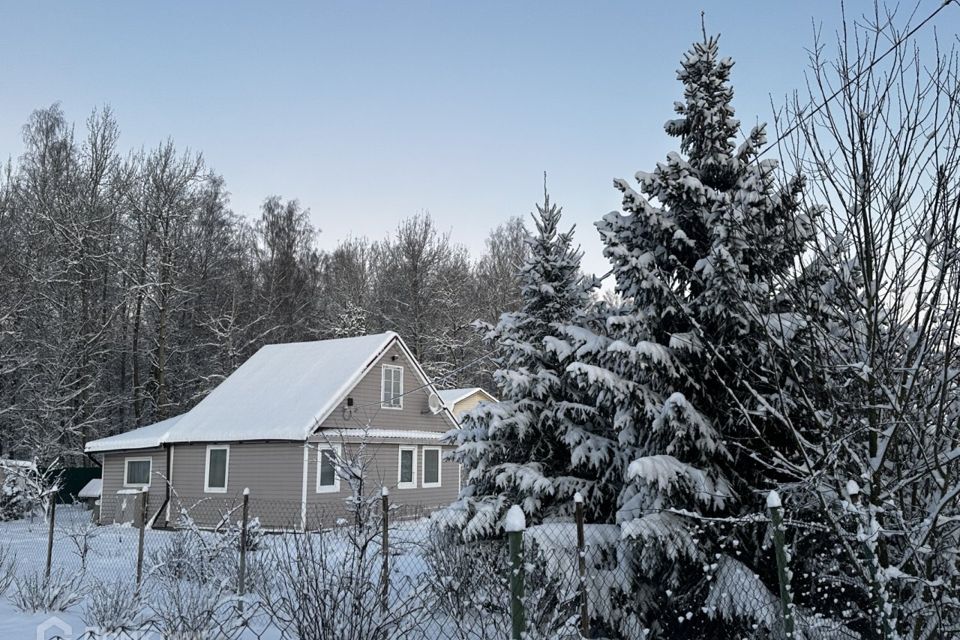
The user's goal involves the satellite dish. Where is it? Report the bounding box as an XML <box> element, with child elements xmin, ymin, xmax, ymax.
<box><xmin>427</xmin><ymin>392</ymin><xmax>444</xmax><ymax>415</ymax></box>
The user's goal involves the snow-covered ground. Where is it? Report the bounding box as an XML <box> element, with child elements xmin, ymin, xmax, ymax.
<box><xmin>0</xmin><ymin>504</ymin><xmax>447</xmax><ymax>640</ymax></box>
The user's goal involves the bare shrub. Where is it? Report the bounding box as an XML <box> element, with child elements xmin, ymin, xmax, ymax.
<box><xmin>420</xmin><ymin>526</ymin><xmax>509</xmax><ymax>640</ymax></box>
<box><xmin>256</xmin><ymin>528</ymin><xmax>423</xmax><ymax>640</ymax></box>
<box><xmin>11</xmin><ymin>568</ymin><xmax>84</xmax><ymax>613</ymax></box>
<box><xmin>0</xmin><ymin>544</ymin><xmax>15</xmax><ymax>596</ymax></box>
<box><xmin>150</xmin><ymin>579</ymin><xmax>229</xmax><ymax>640</ymax></box>
<box><xmin>82</xmin><ymin>580</ymin><xmax>147</xmax><ymax>636</ymax></box>
<box><xmin>62</xmin><ymin>518</ymin><xmax>100</xmax><ymax>571</ymax></box>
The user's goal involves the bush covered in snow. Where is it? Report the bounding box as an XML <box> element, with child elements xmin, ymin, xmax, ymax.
<box><xmin>148</xmin><ymin>511</ymin><xmax>250</xmax><ymax>592</ymax></box>
<box><xmin>11</xmin><ymin>568</ymin><xmax>85</xmax><ymax>613</ymax></box>
<box><xmin>150</xmin><ymin>578</ymin><xmax>228</xmax><ymax>640</ymax></box>
<box><xmin>82</xmin><ymin>580</ymin><xmax>147</xmax><ymax>636</ymax></box>
<box><xmin>255</xmin><ymin>526</ymin><xmax>423</xmax><ymax>640</ymax></box>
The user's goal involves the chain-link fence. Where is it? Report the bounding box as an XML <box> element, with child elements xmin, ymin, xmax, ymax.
<box><xmin>0</xmin><ymin>490</ymin><xmax>936</xmax><ymax>639</ymax></box>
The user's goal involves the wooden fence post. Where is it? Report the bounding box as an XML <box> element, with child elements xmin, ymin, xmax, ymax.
<box><xmin>45</xmin><ymin>490</ymin><xmax>57</xmax><ymax>580</ymax></box>
<box><xmin>380</xmin><ymin>487</ymin><xmax>390</xmax><ymax>614</ymax></box>
<box><xmin>239</xmin><ymin>488</ymin><xmax>250</xmax><ymax>608</ymax></box>
<box><xmin>136</xmin><ymin>487</ymin><xmax>148</xmax><ymax>589</ymax></box>
<box><xmin>505</xmin><ymin>505</ymin><xmax>526</xmax><ymax>640</ymax></box>
<box><xmin>575</xmin><ymin>492</ymin><xmax>590</xmax><ymax>638</ymax></box>
<box><xmin>768</xmin><ymin>491</ymin><xmax>795</xmax><ymax>638</ymax></box>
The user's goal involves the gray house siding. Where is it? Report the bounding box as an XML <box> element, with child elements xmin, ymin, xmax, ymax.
<box><xmin>166</xmin><ymin>441</ymin><xmax>305</xmax><ymax>529</ymax></box>
<box><xmin>304</xmin><ymin>441</ymin><xmax>459</xmax><ymax>526</ymax></box>
<box><xmin>99</xmin><ymin>448</ymin><xmax>167</xmax><ymax>525</ymax></box>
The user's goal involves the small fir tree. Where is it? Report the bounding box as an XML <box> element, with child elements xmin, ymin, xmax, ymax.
<box><xmin>453</xmin><ymin>188</ymin><xmax>598</xmax><ymax>537</ymax></box>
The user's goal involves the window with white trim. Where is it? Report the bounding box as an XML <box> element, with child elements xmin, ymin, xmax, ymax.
<box><xmin>204</xmin><ymin>445</ymin><xmax>230</xmax><ymax>493</ymax></box>
<box><xmin>381</xmin><ymin>364</ymin><xmax>404</xmax><ymax>409</ymax></box>
<box><xmin>397</xmin><ymin>446</ymin><xmax>417</xmax><ymax>489</ymax></box>
<box><xmin>422</xmin><ymin>447</ymin><xmax>441</xmax><ymax>488</ymax></box>
<box><xmin>316</xmin><ymin>444</ymin><xmax>341</xmax><ymax>493</ymax></box>
<box><xmin>124</xmin><ymin>458</ymin><xmax>151</xmax><ymax>487</ymax></box>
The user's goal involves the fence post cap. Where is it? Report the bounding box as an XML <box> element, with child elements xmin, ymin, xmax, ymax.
<box><xmin>766</xmin><ymin>490</ymin><xmax>782</xmax><ymax>509</ymax></box>
<box><xmin>243</xmin><ymin>487</ymin><xmax>250</xmax><ymax>496</ymax></box>
<box><xmin>504</xmin><ymin>505</ymin><xmax>526</xmax><ymax>532</ymax></box>
<box><xmin>574</xmin><ymin>492</ymin><xmax>584</xmax><ymax>504</ymax></box>
<box><xmin>381</xmin><ymin>486</ymin><xmax>389</xmax><ymax>497</ymax></box>
<box><xmin>140</xmin><ymin>486</ymin><xmax>148</xmax><ymax>493</ymax></box>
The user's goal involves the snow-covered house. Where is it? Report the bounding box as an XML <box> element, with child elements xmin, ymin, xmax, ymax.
<box><xmin>437</xmin><ymin>387</ymin><xmax>497</xmax><ymax>419</ymax></box>
<box><xmin>84</xmin><ymin>332</ymin><xmax>461</xmax><ymax>529</ymax></box>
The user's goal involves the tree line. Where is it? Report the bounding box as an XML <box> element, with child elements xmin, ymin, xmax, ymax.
<box><xmin>0</xmin><ymin>105</ymin><xmax>529</xmax><ymax>461</ymax></box>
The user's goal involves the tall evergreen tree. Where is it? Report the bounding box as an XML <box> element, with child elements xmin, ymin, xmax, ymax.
<box><xmin>453</xmin><ymin>189</ymin><xmax>597</xmax><ymax>537</ymax></box>
<box><xmin>555</xmin><ymin>36</ymin><xmax>820</xmax><ymax>634</ymax></box>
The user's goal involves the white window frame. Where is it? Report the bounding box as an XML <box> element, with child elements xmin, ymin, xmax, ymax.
<box><xmin>315</xmin><ymin>444</ymin><xmax>342</xmax><ymax>494</ymax></box>
<box><xmin>204</xmin><ymin>445</ymin><xmax>230</xmax><ymax>494</ymax></box>
<box><xmin>397</xmin><ymin>445</ymin><xmax>417</xmax><ymax>489</ymax></box>
<box><xmin>421</xmin><ymin>446</ymin><xmax>442</xmax><ymax>488</ymax></box>
<box><xmin>381</xmin><ymin>364</ymin><xmax>404</xmax><ymax>410</ymax></box>
<box><xmin>123</xmin><ymin>457</ymin><xmax>152</xmax><ymax>488</ymax></box>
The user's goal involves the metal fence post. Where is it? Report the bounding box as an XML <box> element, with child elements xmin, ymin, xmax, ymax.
<box><xmin>380</xmin><ymin>487</ymin><xmax>390</xmax><ymax>614</ymax></box>
<box><xmin>239</xmin><ymin>488</ymin><xmax>250</xmax><ymax>607</ymax></box>
<box><xmin>45</xmin><ymin>490</ymin><xmax>57</xmax><ymax>580</ymax></box>
<box><xmin>136</xmin><ymin>487</ymin><xmax>147</xmax><ymax>589</ymax></box>
<box><xmin>768</xmin><ymin>491</ymin><xmax>795</xmax><ymax>638</ymax></box>
<box><xmin>575</xmin><ymin>492</ymin><xmax>590</xmax><ymax>638</ymax></box>
<box><xmin>848</xmin><ymin>482</ymin><xmax>894</xmax><ymax>640</ymax></box>
<box><xmin>505</xmin><ymin>505</ymin><xmax>526</xmax><ymax>640</ymax></box>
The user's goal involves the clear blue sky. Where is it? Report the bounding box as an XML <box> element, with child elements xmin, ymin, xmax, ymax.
<box><xmin>2</xmin><ymin>1</ymin><xmax>955</xmax><ymax>278</ymax></box>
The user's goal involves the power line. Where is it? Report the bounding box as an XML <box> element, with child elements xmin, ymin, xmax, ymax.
<box><xmin>758</xmin><ymin>0</ymin><xmax>956</xmax><ymax>157</ymax></box>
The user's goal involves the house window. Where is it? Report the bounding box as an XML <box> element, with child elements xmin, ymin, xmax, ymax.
<box><xmin>398</xmin><ymin>446</ymin><xmax>417</xmax><ymax>489</ymax></box>
<box><xmin>316</xmin><ymin>444</ymin><xmax>341</xmax><ymax>494</ymax></box>
<box><xmin>204</xmin><ymin>445</ymin><xmax>230</xmax><ymax>493</ymax></box>
<box><xmin>422</xmin><ymin>447</ymin><xmax>441</xmax><ymax>488</ymax></box>
<box><xmin>381</xmin><ymin>364</ymin><xmax>403</xmax><ymax>409</ymax></box>
<box><xmin>124</xmin><ymin>458</ymin><xmax>151</xmax><ymax>487</ymax></box>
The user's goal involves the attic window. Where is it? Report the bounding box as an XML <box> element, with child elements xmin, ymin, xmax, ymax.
<box><xmin>381</xmin><ymin>365</ymin><xmax>403</xmax><ymax>409</ymax></box>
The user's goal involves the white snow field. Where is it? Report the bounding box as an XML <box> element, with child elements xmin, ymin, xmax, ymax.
<box><xmin>0</xmin><ymin>504</ymin><xmax>485</xmax><ymax>640</ymax></box>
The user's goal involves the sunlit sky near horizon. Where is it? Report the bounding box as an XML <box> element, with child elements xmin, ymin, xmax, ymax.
<box><xmin>2</xmin><ymin>1</ymin><xmax>957</xmax><ymax>280</ymax></box>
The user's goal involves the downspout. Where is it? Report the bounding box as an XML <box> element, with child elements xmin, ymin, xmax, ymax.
<box><xmin>150</xmin><ymin>443</ymin><xmax>173</xmax><ymax>528</ymax></box>
<box><xmin>85</xmin><ymin>452</ymin><xmax>103</xmax><ymax>468</ymax></box>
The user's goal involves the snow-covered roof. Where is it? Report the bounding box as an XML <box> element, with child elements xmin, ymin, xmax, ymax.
<box><xmin>85</xmin><ymin>414</ymin><xmax>184</xmax><ymax>453</ymax></box>
<box><xmin>78</xmin><ymin>478</ymin><xmax>102</xmax><ymax>499</ymax></box>
<box><xmin>437</xmin><ymin>387</ymin><xmax>496</xmax><ymax>409</ymax></box>
<box><xmin>167</xmin><ymin>332</ymin><xmax>397</xmax><ymax>443</ymax></box>
<box><xmin>0</xmin><ymin>459</ymin><xmax>35</xmax><ymax>469</ymax></box>
<box><xmin>86</xmin><ymin>332</ymin><xmax>450</xmax><ymax>452</ymax></box>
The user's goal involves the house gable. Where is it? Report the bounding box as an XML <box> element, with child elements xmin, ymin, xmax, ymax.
<box><xmin>313</xmin><ymin>339</ymin><xmax>457</xmax><ymax>434</ymax></box>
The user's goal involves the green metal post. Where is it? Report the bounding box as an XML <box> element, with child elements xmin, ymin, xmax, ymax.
<box><xmin>768</xmin><ymin>492</ymin><xmax>795</xmax><ymax>638</ymax></box>
<box><xmin>506</xmin><ymin>505</ymin><xmax>526</xmax><ymax>640</ymax></box>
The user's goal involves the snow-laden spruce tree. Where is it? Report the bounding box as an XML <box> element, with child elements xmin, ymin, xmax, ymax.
<box><xmin>452</xmin><ymin>189</ymin><xmax>598</xmax><ymax>538</ymax></box>
<box><xmin>553</xmin><ymin>36</ymin><xmax>823</xmax><ymax>635</ymax></box>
